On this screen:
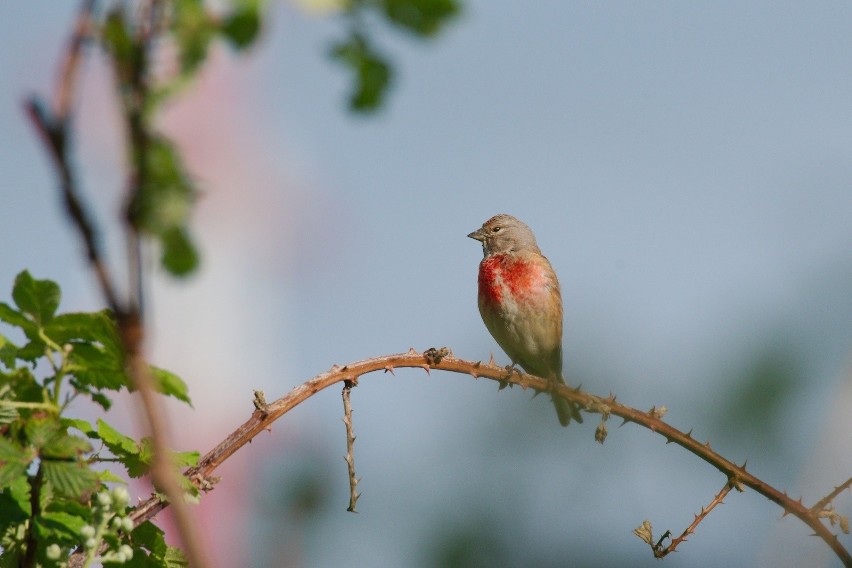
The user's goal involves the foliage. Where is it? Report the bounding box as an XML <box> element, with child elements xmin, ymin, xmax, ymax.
<box><xmin>0</xmin><ymin>272</ymin><xmax>194</xmax><ymax>566</ymax></box>
<box><xmin>7</xmin><ymin>0</ymin><xmax>458</xmax><ymax>565</ymax></box>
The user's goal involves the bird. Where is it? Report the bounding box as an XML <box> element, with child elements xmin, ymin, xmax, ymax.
<box><xmin>468</xmin><ymin>213</ymin><xmax>582</xmax><ymax>427</ymax></box>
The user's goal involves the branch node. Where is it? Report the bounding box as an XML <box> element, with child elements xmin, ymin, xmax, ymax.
<box><xmin>253</xmin><ymin>390</ymin><xmax>269</xmax><ymax>415</ymax></box>
<box><xmin>423</xmin><ymin>346</ymin><xmax>449</xmax><ymax>366</ymax></box>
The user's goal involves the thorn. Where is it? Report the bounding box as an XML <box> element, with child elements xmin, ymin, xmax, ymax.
<box><xmin>740</xmin><ymin>459</ymin><xmax>748</xmax><ymax>470</ymax></box>
<box><xmin>407</xmin><ymin>347</ymin><xmax>418</xmax><ymax>355</ymax></box>
<box><xmin>471</xmin><ymin>371</ymin><xmax>479</xmax><ymax>378</ymax></box>
<box><xmin>488</xmin><ymin>353</ymin><xmax>496</xmax><ymax>366</ymax></box>
<box><xmin>421</xmin><ymin>365</ymin><xmax>431</xmax><ymax>375</ymax></box>
<box><xmin>341</xmin><ymin>365</ymin><xmax>348</xmax><ymax>371</ymax></box>
<box><xmin>474</xmin><ymin>361</ymin><xmax>481</xmax><ymax>368</ymax></box>
<box><xmin>384</xmin><ymin>365</ymin><xmax>395</xmax><ymax>375</ymax></box>
<box><xmin>330</xmin><ymin>364</ymin><xmax>341</xmax><ymax>372</ymax></box>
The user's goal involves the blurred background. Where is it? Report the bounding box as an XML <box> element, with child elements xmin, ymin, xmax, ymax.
<box><xmin>2</xmin><ymin>1</ymin><xmax>851</xmax><ymax>567</ymax></box>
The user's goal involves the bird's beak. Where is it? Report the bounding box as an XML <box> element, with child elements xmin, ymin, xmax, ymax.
<box><xmin>467</xmin><ymin>228</ymin><xmax>485</xmax><ymax>242</ymax></box>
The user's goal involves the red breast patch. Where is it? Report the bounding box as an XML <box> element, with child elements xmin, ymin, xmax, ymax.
<box><xmin>478</xmin><ymin>255</ymin><xmax>540</xmax><ymax>306</ymax></box>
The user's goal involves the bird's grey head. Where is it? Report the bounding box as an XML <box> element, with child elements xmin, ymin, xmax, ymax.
<box><xmin>467</xmin><ymin>214</ymin><xmax>541</xmax><ymax>257</ymax></box>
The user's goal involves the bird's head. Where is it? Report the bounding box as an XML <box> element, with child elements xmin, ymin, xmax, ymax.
<box><xmin>467</xmin><ymin>214</ymin><xmax>541</xmax><ymax>257</ymax></box>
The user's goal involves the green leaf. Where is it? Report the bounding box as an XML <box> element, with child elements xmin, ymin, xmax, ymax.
<box><xmin>381</xmin><ymin>0</ymin><xmax>459</xmax><ymax>36</ymax></box>
<box><xmin>97</xmin><ymin>419</ymin><xmax>139</xmax><ymax>457</ymax></box>
<box><xmin>162</xmin><ymin>546</ymin><xmax>190</xmax><ymax>567</ymax></box>
<box><xmin>172</xmin><ymin>0</ymin><xmax>217</xmax><ymax>76</ymax></box>
<box><xmin>129</xmin><ymin>136</ymin><xmax>195</xmax><ymax>234</ymax></box>
<box><xmin>102</xmin><ymin>8</ymin><xmax>135</xmax><ymax>74</ymax></box>
<box><xmin>15</xmin><ymin>339</ymin><xmax>45</xmax><ymax>362</ymax></box>
<box><xmin>0</xmin><ymin>302</ymin><xmax>37</xmax><ymax>337</ymax></box>
<box><xmin>97</xmin><ymin>419</ymin><xmax>151</xmax><ymax>478</ymax></box>
<box><xmin>42</xmin><ymin>432</ymin><xmax>93</xmax><ymax>460</ymax></box>
<box><xmin>0</xmin><ymin>438</ymin><xmax>34</xmax><ymax>487</ymax></box>
<box><xmin>149</xmin><ymin>366</ymin><xmax>192</xmax><ymax>405</ymax></box>
<box><xmin>0</xmin><ymin>404</ymin><xmax>18</xmax><ymax>425</ymax></box>
<box><xmin>97</xmin><ymin>469</ymin><xmax>128</xmax><ymax>485</ymax></box>
<box><xmin>172</xmin><ymin>450</ymin><xmax>199</xmax><ymax>469</ymax></box>
<box><xmin>331</xmin><ymin>33</ymin><xmax>392</xmax><ymax>112</ymax></box>
<box><xmin>0</xmin><ymin>367</ymin><xmax>42</xmax><ymax>404</ymax></box>
<box><xmin>42</xmin><ymin>460</ymin><xmax>99</xmax><ymax>499</ymax></box>
<box><xmin>24</xmin><ymin>413</ymin><xmax>61</xmax><ymax>448</ymax></box>
<box><xmin>90</xmin><ymin>391</ymin><xmax>114</xmax><ymax>411</ymax></box>
<box><xmin>0</xmin><ymin>334</ymin><xmax>18</xmax><ymax>368</ymax></box>
<box><xmin>220</xmin><ymin>6</ymin><xmax>261</xmax><ymax>50</ymax></box>
<box><xmin>11</xmin><ymin>271</ymin><xmax>61</xmax><ymax>326</ymax></box>
<box><xmin>160</xmin><ymin>227</ymin><xmax>199</xmax><ymax>277</ymax></box>
<box><xmin>131</xmin><ymin>520</ymin><xmax>168</xmax><ymax>558</ymax></box>
<box><xmin>62</xmin><ymin>418</ymin><xmax>97</xmax><ymax>438</ymax></box>
<box><xmin>0</xmin><ymin>476</ymin><xmax>29</xmax><ymax>527</ymax></box>
<box><xmin>44</xmin><ymin>311</ymin><xmax>120</xmax><ymax>348</ymax></box>
<box><xmin>67</xmin><ymin>342</ymin><xmax>129</xmax><ymax>391</ymax></box>
<box><xmin>34</xmin><ymin>510</ymin><xmax>88</xmax><ymax>543</ymax></box>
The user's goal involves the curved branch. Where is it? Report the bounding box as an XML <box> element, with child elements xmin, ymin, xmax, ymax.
<box><xmin>127</xmin><ymin>349</ymin><xmax>851</xmax><ymax>566</ymax></box>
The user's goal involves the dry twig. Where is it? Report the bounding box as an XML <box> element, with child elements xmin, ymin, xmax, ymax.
<box><xmin>342</xmin><ymin>380</ymin><xmax>360</xmax><ymax>512</ymax></box>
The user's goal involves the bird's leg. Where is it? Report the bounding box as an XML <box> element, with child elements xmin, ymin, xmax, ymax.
<box><xmin>499</xmin><ymin>363</ymin><xmax>520</xmax><ymax>390</ymax></box>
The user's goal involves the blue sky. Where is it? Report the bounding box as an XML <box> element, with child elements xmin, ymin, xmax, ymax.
<box><xmin>2</xmin><ymin>2</ymin><xmax>851</xmax><ymax>567</ymax></box>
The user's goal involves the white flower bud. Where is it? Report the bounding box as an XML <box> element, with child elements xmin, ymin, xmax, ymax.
<box><xmin>46</xmin><ymin>544</ymin><xmax>61</xmax><ymax>560</ymax></box>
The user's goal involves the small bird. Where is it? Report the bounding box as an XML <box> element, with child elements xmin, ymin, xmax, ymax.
<box><xmin>468</xmin><ymin>214</ymin><xmax>582</xmax><ymax>427</ymax></box>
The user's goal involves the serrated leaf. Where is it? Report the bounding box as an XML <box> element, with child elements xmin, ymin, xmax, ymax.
<box><xmin>162</xmin><ymin>546</ymin><xmax>189</xmax><ymax>567</ymax></box>
<box><xmin>62</xmin><ymin>418</ymin><xmax>97</xmax><ymax>438</ymax></box>
<box><xmin>97</xmin><ymin>419</ymin><xmax>139</xmax><ymax>456</ymax></box>
<box><xmin>0</xmin><ymin>405</ymin><xmax>18</xmax><ymax>425</ymax></box>
<box><xmin>42</xmin><ymin>432</ymin><xmax>93</xmax><ymax>460</ymax></box>
<box><xmin>42</xmin><ymin>460</ymin><xmax>99</xmax><ymax>499</ymax></box>
<box><xmin>67</xmin><ymin>342</ymin><xmax>129</xmax><ymax>390</ymax></box>
<box><xmin>0</xmin><ymin>438</ymin><xmax>34</xmax><ymax>487</ymax></box>
<box><xmin>97</xmin><ymin>419</ymin><xmax>151</xmax><ymax>478</ymax></box>
<box><xmin>149</xmin><ymin>366</ymin><xmax>192</xmax><ymax>405</ymax></box>
<box><xmin>44</xmin><ymin>311</ymin><xmax>120</xmax><ymax>348</ymax></box>
<box><xmin>12</xmin><ymin>271</ymin><xmax>61</xmax><ymax>326</ymax></box>
<box><xmin>24</xmin><ymin>414</ymin><xmax>62</xmax><ymax>449</ymax></box>
<box><xmin>97</xmin><ymin>469</ymin><xmax>128</xmax><ymax>485</ymax></box>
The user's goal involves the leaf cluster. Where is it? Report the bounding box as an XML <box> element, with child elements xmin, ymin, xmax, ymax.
<box><xmin>332</xmin><ymin>0</ymin><xmax>460</xmax><ymax>111</ymax></box>
<box><xmin>0</xmin><ymin>272</ymin><xmax>194</xmax><ymax>566</ymax></box>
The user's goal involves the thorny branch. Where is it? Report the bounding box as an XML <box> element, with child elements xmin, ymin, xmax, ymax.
<box><xmin>649</xmin><ymin>479</ymin><xmax>737</xmax><ymax>558</ymax></box>
<box><xmin>125</xmin><ymin>349</ymin><xmax>852</xmax><ymax>567</ymax></box>
<box><xmin>26</xmin><ymin>1</ymin><xmax>209</xmax><ymax>566</ymax></box>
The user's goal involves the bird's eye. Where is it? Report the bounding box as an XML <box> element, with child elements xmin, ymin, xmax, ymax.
<box><xmin>492</xmin><ymin>226</ymin><xmax>501</xmax><ymax>233</ymax></box>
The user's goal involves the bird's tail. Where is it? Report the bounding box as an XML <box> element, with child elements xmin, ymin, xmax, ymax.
<box><xmin>553</xmin><ymin>395</ymin><xmax>583</xmax><ymax>427</ymax></box>
<box><xmin>552</xmin><ymin>376</ymin><xmax>583</xmax><ymax>427</ymax></box>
